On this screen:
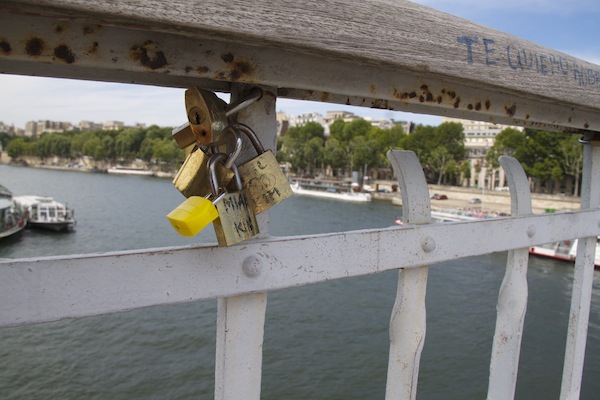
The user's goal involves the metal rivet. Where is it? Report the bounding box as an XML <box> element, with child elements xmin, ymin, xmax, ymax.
<box><xmin>421</xmin><ymin>236</ymin><xmax>436</xmax><ymax>253</ymax></box>
<box><xmin>526</xmin><ymin>225</ymin><xmax>536</xmax><ymax>238</ymax></box>
<box><xmin>242</xmin><ymin>255</ymin><xmax>262</xmax><ymax>277</ymax></box>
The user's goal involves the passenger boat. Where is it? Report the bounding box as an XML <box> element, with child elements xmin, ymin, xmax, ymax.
<box><xmin>529</xmin><ymin>238</ymin><xmax>600</xmax><ymax>267</ymax></box>
<box><xmin>431</xmin><ymin>209</ymin><xmax>505</xmax><ymax>222</ymax></box>
<box><xmin>0</xmin><ymin>185</ymin><xmax>27</xmax><ymax>239</ymax></box>
<box><xmin>291</xmin><ymin>179</ymin><xmax>373</xmax><ymax>202</ymax></box>
<box><xmin>107</xmin><ymin>166</ymin><xmax>154</xmax><ymax>176</ymax></box>
<box><xmin>15</xmin><ymin>195</ymin><xmax>76</xmax><ymax>232</ymax></box>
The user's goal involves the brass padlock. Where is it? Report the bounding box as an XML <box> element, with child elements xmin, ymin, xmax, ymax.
<box><xmin>174</xmin><ymin>87</ymin><xmax>263</xmax><ymax>149</ymax></box>
<box><xmin>235</xmin><ymin>123</ymin><xmax>294</xmax><ymax>214</ymax></box>
<box><xmin>185</xmin><ymin>87</ymin><xmax>228</xmax><ymax>146</ymax></box>
<box><xmin>171</xmin><ymin>122</ymin><xmax>197</xmax><ymax>150</ymax></box>
<box><xmin>209</xmin><ymin>152</ymin><xmax>259</xmax><ymax>247</ymax></box>
<box><xmin>172</xmin><ymin>128</ymin><xmax>243</xmax><ymax>198</ymax></box>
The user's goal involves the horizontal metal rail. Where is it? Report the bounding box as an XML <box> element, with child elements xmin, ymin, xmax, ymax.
<box><xmin>1</xmin><ymin>209</ymin><xmax>599</xmax><ymax>327</ymax></box>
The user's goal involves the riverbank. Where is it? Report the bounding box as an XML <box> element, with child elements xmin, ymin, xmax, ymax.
<box><xmin>2</xmin><ymin>158</ymin><xmax>580</xmax><ymax>214</ymax></box>
<box><xmin>377</xmin><ymin>182</ymin><xmax>581</xmax><ymax>214</ymax></box>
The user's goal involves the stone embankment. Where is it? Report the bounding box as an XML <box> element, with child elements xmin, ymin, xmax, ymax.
<box><xmin>373</xmin><ymin>182</ymin><xmax>580</xmax><ymax>215</ymax></box>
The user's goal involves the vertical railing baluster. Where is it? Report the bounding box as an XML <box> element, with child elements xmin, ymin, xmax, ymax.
<box><xmin>487</xmin><ymin>156</ymin><xmax>532</xmax><ymax>399</ymax></box>
<box><xmin>385</xmin><ymin>150</ymin><xmax>431</xmax><ymax>400</ymax></box>
<box><xmin>560</xmin><ymin>135</ymin><xmax>600</xmax><ymax>400</ymax></box>
<box><xmin>214</xmin><ymin>85</ymin><xmax>276</xmax><ymax>400</ymax></box>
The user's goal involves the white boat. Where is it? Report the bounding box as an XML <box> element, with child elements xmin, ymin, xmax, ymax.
<box><xmin>0</xmin><ymin>185</ymin><xmax>27</xmax><ymax>239</ymax></box>
<box><xmin>529</xmin><ymin>237</ymin><xmax>600</xmax><ymax>267</ymax></box>
<box><xmin>107</xmin><ymin>166</ymin><xmax>154</xmax><ymax>176</ymax></box>
<box><xmin>431</xmin><ymin>209</ymin><xmax>505</xmax><ymax>222</ymax></box>
<box><xmin>291</xmin><ymin>179</ymin><xmax>373</xmax><ymax>202</ymax></box>
<box><xmin>15</xmin><ymin>195</ymin><xmax>76</xmax><ymax>232</ymax></box>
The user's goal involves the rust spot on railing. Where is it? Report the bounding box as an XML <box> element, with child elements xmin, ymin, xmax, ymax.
<box><xmin>130</xmin><ymin>41</ymin><xmax>168</xmax><ymax>70</ymax></box>
<box><xmin>0</xmin><ymin>41</ymin><xmax>11</xmax><ymax>54</ymax></box>
<box><xmin>221</xmin><ymin>53</ymin><xmax>234</xmax><ymax>63</ymax></box>
<box><xmin>505</xmin><ymin>103</ymin><xmax>517</xmax><ymax>117</ymax></box>
<box><xmin>25</xmin><ymin>37</ymin><xmax>44</xmax><ymax>56</ymax></box>
<box><xmin>453</xmin><ymin>97</ymin><xmax>461</xmax><ymax>108</ymax></box>
<box><xmin>197</xmin><ymin>66</ymin><xmax>210</xmax><ymax>74</ymax></box>
<box><xmin>320</xmin><ymin>92</ymin><xmax>331</xmax><ymax>102</ymax></box>
<box><xmin>370</xmin><ymin>84</ymin><xmax>377</xmax><ymax>96</ymax></box>
<box><xmin>54</xmin><ymin>44</ymin><xmax>75</xmax><ymax>63</ymax></box>
<box><xmin>85</xmin><ymin>41</ymin><xmax>99</xmax><ymax>56</ymax></box>
<box><xmin>584</xmin><ymin>122</ymin><xmax>590</xmax><ymax>129</ymax></box>
<box><xmin>218</xmin><ymin>53</ymin><xmax>255</xmax><ymax>81</ymax></box>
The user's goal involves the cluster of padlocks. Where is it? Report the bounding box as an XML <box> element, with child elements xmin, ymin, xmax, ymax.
<box><xmin>166</xmin><ymin>87</ymin><xmax>293</xmax><ymax>246</ymax></box>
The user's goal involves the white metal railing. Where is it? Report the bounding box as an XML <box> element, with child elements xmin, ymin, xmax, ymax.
<box><xmin>1</xmin><ymin>1</ymin><xmax>600</xmax><ymax>399</ymax></box>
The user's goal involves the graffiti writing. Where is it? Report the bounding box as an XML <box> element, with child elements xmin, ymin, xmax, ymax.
<box><xmin>457</xmin><ymin>36</ymin><xmax>600</xmax><ymax>89</ymax></box>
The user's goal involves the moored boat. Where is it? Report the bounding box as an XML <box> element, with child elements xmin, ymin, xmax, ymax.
<box><xmin>0</xmin><ymin>185</ymin><xmax>27</xmax><ymax>239</ymax></box>
<box><xmin>107</xmin><ymin>166</ymin><xmax>154</xmax><ymax>176</ymax></box>
<box><xmin>529</xmin><ymin>237</ymin><xmax>600</xmax><ymax>267</ymax></box>
<box><xmin>291</xmin><ymin>179</ymin><xmax>373</xmax><ymax>202</ymax></box>
<box><xmin>15</xmin><ymin>195</ymin><xmax>76</xmax><ymax>232</ymax></box>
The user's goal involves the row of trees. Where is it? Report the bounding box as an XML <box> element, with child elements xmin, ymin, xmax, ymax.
<box><xmin>0</xmin><ymin>119</ymin><xmax>586</xmax><ymax>195</ymax></box>
<box><xmin>277</xmin><ymin>120</ymin><xmax>468</xmax><ymax>184</ymax></box>
<box><xmin>485</xmin><ymin>128</ymin><xmax>583</xmax><ymax>195</ymax></box>
<box><xmin>277</xmin><ymin>119</ymin><xmax>585</xmax><ymax>195</ymax></box>
<box><xmin>1</xmin><ymin>126</ymin><xmax>184</xmax><ymax>169</ymax></box>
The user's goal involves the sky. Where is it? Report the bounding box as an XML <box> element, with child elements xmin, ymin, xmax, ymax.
<box><xmin>1</xmin><ymin>0</ymin><xmax>598</xmax><ymax>130</ymax></box>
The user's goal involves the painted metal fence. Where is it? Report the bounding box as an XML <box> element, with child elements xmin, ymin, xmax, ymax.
<box><xmin>1</xmin><ymin>1</ymin><xmax>600</xmax><ymax>399</ymax></box>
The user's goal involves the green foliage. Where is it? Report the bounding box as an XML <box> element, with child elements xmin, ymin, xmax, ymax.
<box><xmin>2</xmin><ymin>125</ymin><xmax>180</xmax><ymax>167</ymax></box>
<box><xmin>1</xmin><ymin>119</ymin><xmax>584</xmax><ymax>194</ymax></box>
<box><xmin>400</xmin><ymin>122</ymin><xmax>464</xmax><ymax>183</ymax></box>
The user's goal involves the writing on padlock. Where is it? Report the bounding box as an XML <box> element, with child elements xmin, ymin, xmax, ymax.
<box><xmin>209</xmin><ymin>152</ymin><xmax>259</xmax><ymax>247</ymax></box>
<box><xmin>185</xmin><ymin>87</ymin><xmax>228</xmax><ymax>147</ymax></box>
<box><xmin>172</xmin><ymin>128</ymin><xmax>243</xmax><ymax>198</ymax></box>
<box><xmin>234</xmin><ymin>123</ymin><xmax>294</xmax><ymax>214</ymax></box>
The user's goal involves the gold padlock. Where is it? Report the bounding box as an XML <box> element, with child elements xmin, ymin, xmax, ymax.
<box><xmin>185</xmin><ymin>87</ymin><xmax>228</xmax><ymax>146</ymax></box>
<box><xmin>171</xmin><ymin>122</ymin><xmax>197</xmax><ymax>150</ymax></box>
<box><xmin>172</xmin><ymin>127</ymin><xmax>243</xmax><ymax>198</ymax></box>
<box><xmin>208</xmin><ymin>152</ymin><xmax>259</xmax><ymax>247</ymax></box>
<box><xmin>234</xmin><ymin>123</ymin><xmax>294</xmax><ymax>214</ymax></box>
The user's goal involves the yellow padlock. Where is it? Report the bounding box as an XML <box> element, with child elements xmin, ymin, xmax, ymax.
<box><xmin>166</xmin><ymin>195</ymin><xmax>220</xmax><ymax>237</ymax></box>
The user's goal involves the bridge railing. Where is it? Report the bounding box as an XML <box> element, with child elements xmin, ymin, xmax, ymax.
<box><xmin>1</xmin><ymin>1</ymin><xmax>599</xmax><ymax>399</ymax></box>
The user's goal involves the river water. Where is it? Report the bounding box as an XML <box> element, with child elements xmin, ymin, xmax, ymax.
<box><xmin>1</xmin><ymin>164</ymin><xmax>599</xmax><ymax>399</ymax></box>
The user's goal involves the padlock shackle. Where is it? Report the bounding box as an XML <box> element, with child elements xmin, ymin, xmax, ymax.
<box><xmin>198</xmin><ymin>126</ymin><xmax>243</xmax><ymax>169</ymax></box>
<box><xmin>232</xmin><ymin>123</ymin><xmax>265</xmax><ymax>154</ymax></box>
<box><xmin>225</xmin><ymin>126</ymin><xmax>243</xmax><ymax>169</ymax></box>
<box><xmin>208</xmin><ymin>153</ymin><xmax>243</xmax><ymax>198</ymax></box>
<box><xmin>225</xmin><ymin>87</ymin><xmax>263</xmax><ymax>117</ymax></box>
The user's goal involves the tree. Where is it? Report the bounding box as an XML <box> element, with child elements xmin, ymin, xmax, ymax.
<box><xmin>518</xmin><ymin>129</ymin><xmax>570</xmax><ymax>193</ymax></box>
<box><xmin>323</xmin><ymin>137</ymin><xmax>347</xmax><ymax>175</ymax></box>
<box><xmin>429</xmin><ymin>146</ymin><xmax>452</xmax><ymax>185</ymax></box>
<box><xmin>279</xmin><ymin>122</ymin><xmax>325</xmax><ymax>174</ymax></box>
<box><xmin>561</xmin><ymin>135</ymin><xmax>583</xmax><ymax>196</ymax></box>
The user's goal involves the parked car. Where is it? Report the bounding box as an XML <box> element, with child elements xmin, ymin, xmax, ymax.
<box><xmin>468</xmin><ymin>198</ymin><xmax>482</xmax><ymax>204</ymax></box>
<box><xmin>431</xmin><ymin>194</ymin><xmax>448</xmax><ymax>200</ymax></box>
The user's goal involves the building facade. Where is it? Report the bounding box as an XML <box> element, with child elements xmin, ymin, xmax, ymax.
<box><xmin>442</xmin><ymin>117</ymin><xmax>523</xmax><ymax>189</ymax></box>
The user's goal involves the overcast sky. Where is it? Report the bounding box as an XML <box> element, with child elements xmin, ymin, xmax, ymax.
<box><xmin>1</xmin><ymin>0</ymin><xmax>598</xmax><ymax>130</ymax></box>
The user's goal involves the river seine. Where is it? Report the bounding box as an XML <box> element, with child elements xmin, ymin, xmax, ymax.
<box><xmin>1</xmin><ymin>164</ymin><xmax>599</xmax><ymax>399</ymax></box>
